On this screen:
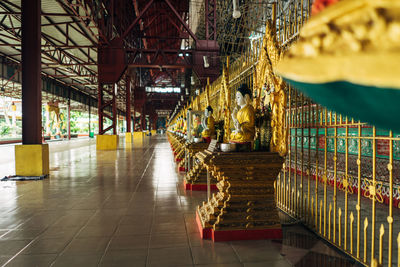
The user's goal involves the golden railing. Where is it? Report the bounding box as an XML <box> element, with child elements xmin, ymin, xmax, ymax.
<box><xmin>276</xmin><ymin>87</ymin><xmax>400</xmax><ymax>267</ymax></box>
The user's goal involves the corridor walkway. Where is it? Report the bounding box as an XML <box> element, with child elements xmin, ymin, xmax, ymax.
<box><xmin>0</xmin><ymin>136</ymin><xmax>358</xmax><ymax>266</ymax></box>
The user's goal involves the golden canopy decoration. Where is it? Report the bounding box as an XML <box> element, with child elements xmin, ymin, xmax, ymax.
<box><xmin>221</xmin><ymin>57</ymin><xmax>231</xmax><ymax>143</ymax></box>
<box><xmin>254</xmin><ymin>20</ymin><xmax>288</xmax><ymax>157</ymax></box>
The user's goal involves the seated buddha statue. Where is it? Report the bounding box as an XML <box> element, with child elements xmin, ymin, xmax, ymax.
<box><xmin>177</xmin><ymin>117</ymin><xmax>183</xmax><ymax>134</ymax></box>
<box><xmin>191</xmin><ymin>114</ymin><xmax>203</xmax><ymax>138</ymax></box>
<box><xmin>201</xmin><ymin>106</ymin><xmax>215</xmax><ymax>140</ymax></box>
<box><xmin>230</xmin><ymin>84</ymin><xmax>255</xmax><ymax>143</ymax></box>
<box><xmin>182</xmin><ymin>118</ymin><xmax>187</xmax><ymax>135</ymax></box>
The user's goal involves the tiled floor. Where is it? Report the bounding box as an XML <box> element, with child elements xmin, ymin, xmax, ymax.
<box><xmin>0</xmin><ymin>136</ymin><xmax>359</xmax><ymax>266</ymax></box>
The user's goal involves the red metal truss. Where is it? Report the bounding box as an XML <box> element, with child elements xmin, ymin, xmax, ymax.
<box><xmin>205</xmin><ymin>0</ymin><xmax>217</xmax><ymax>41</ymax></box>
<box><xmin>192</xmin><ymin>0</ymin><xmax>220</xmax><ymax>85</ymax></box>
<box><xmin>59</xmin><ymin>0</ymin><xmax>109</xmax><ymax>45</ymax></box>
<box><xmin>126</xmin><ymin>48</ymin><xmax>193</xmax><ymax>69</ymax></box>
<box><xmin>122</xmin><ymin>0</ymin><xmax>193</xmax><ymax>92</ymax></box>
<box><xmin>0</xmin><ymin>1</ymin><xmax>99</xmax><ymax>94</ymax></box>
<box><xmin>0</xmin><ymin>0</ymin><xmax>219</xmax><ymax>125</ymax></box>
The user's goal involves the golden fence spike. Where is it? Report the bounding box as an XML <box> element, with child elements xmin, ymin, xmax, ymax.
<box><xmin>379</xmin><ymin>224</ymin><xmax>385</xmax><ymax>266</ymax></box>
<box><xmin>328</xmin><ymin>203</ymin><xmax>332</xmax><ymax>240</ymax></box>
<box><xmin>389</xmin><ymin>130</ymin><xmax>394</xmax><ymax>267</ymax></box>
<box><xmin>311</xmin><ymin>197</ymin><xmax>314</xmax><ymax>226</ymax></box>
<box><xmin>397</xmin><ymin>232</ymin><xmax>400</xmax><ymax>267</ymax></box>
<box><xmin>371</xmin><ymin>258</ymin><xmax>379</xmax><ymax>267</ymax></box>
<box><xmin>350</xmin><ymin>212</ymin><xmax>354</xmax><ymax>254</ymax></box>
<box><xmin>338</xmin><ymin>208</ymin><xmax>342</xmax><ymax>247</ymax></box>
<box><xmin>364</xmin><ymin>217</ymin><xmax>369</xmax><ymax>263</ymax></box>
<box><xmin>297</xmin><ymin>190</ymin><xmax>300</xmax><ymax>215</ymax></box>
<box><xmin>319</xmin><ymin>200</ymin><xmax>322</xmax><ymax>234</ymax></box>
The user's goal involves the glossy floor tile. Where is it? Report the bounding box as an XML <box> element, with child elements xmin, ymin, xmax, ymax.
<box><xmin>0</xmin><ymin>136</ymin><xmax>360</xmax><ymax>266</ymax></box>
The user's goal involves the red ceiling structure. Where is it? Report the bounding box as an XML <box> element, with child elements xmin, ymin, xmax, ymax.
<box><xmin>96</xmin><ymin>0</ymin><xmax>220</xmax><ymax>132</ymax></box>
<box><xmin>0</xmin><ymin>0</ymin><xmax>220</xmax><ymax>134</ymax></box>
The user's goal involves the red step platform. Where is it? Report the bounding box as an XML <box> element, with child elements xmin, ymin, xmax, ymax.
<box><xmin>178</xmin><ymin>167</ymin><xmax>186</xmax><ymax>172</ymax></box>
<box><xmin>183</xmin><ymin>180</ymin><xmax>191</xmax><ymax>190</ymax></box>
<box><xmin>191</xmin><ymin>184</ymin><xmax>218</xmax><ymax>191</ymax></box>
<box><xmin>196</xmin><ymin>211</ymin><xmax>212</xmax><ymax>239</ymax></box>
<box><xmin>183</xmin><ymin>180</ymin><xmax>218</xmax><ymax>191</ymax></box>
<box><xmin>196</xmin><ymin>212</ymin><xmax>282</xmax><ymax>242</ymax></box>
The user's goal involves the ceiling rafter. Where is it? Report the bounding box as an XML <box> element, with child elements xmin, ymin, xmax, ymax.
<box><xmin>0</xmin><ymin>1</ymin><xmax>98</xmax><ymax>91</ymax></box>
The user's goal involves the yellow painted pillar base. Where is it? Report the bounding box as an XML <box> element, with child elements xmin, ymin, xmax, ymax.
<box><xmin>133</xmin><ymin>131</ymin><xmax>143</xmax><ymax>140</ymax></box>
<box><xmin>125</xmin><ymin>132</ymin><xmax>133</xmax><ymax>143</ymax></box>
<box><xmin>133</xmin><ymin>131</ymin><xmax>144</xmax><ymax>147</ymax></box>
<box><xmin>15</xmin><ymin>144</ymin><xmax>49</xmax><ymax>176</ymax></box>
<box><xmin>96</xmin><ymin>135</ymin><xmax>119</xmax><ymax>150</ymax></box>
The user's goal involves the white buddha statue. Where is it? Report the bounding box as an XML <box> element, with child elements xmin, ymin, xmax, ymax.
<box><xmin>230</xmin><ymin>84</ymin><xmax>255</xmax><ymax>143</ymax></box>
<box><xmin>201</xmin><ymin>106</ymin><xmax>215</xmax><ymax>139</ymax></box>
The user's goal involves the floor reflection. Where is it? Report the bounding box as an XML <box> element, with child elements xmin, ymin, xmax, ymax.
<box><xmin>0</xmin><ymin>136</ymin><xmax>364</xmax><ymax>266</ymax></box>
<box><xmin>271</xmin><ymin>214</ymin><xmax>361</xmax><ymax>266</ymax></box>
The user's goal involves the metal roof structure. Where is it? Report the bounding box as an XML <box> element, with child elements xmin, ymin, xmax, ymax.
<box><xmin>0</xmin><ymin>0</ymin><xmax>299</xmax><ymax>126</ymax></box>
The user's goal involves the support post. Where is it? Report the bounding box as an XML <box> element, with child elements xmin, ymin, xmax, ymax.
<box><xmin>126</xmin><ymin>77</ymin><xmax>131</xmax><ymax>132</ymax></box>
<box><xmin>113</xmin><ymin>83</ymin><xmax>117</xmax><ymax>135</ymax></box>
<box><xmin>68</xmin><ymin>98</ymin><xmax>71</xmax><ymax>140</ymax></box>
<box><xmin>98</xmin><ymin>83</ymin><xmax>104</xmax><ymax>134</ymax></box>
<box><xmin>16</xmin><ymin>0</ymin><xmax>49</xmax><ymax>176</ymax></box>
<box><xmin>21</xmin><ymin>0</ymin><xmax>42</xmax><ymax>144</ymax></box>
<box><xmin>96</xmin><ymin>83</ymin><xmax>118</xmax><ymax>149</ymax></box>
<box><xmin>125</xmin><ymin>78</ymin><xmax>133</xmax><ymax>144</ymax></box>
<box><xmin>133</xmin><ymin>107</ymin><xmax>136</xmax><ymax>131</ymax></box>
<box><xmin>88</xmin><ymin>103</ymin><xmax>91</xmax><ymax>136</ymax></box>
<box><xmin>141</xmin><ymin>106</ymin><xmax>145</xmax><ymax>131</ymax></box>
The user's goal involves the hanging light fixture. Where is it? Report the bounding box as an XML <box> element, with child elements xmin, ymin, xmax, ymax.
<box><xmin>232</xmin><ymin>0</ymin><xmax>241</xmax><ymax>19</ymax></box>
<box><xmin>203</xmin><ymin>55</ymin><xmax>209</xmax><ymax>68</ymax></box>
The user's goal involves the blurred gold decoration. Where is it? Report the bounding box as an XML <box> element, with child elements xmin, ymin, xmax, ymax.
<box><xmin>206</xmin><ymin>78</ymin><xmax>210</xmax><ymax>107</ymax></box>
<box><xmin>221</xmin><ymin>57</ymin><xmax>231</xmax><ymax>143</ymax></box>
<box><xmin>277</xmin><ymin>0</ymin><xmax>400</xmax><ymax>88</ymax></box>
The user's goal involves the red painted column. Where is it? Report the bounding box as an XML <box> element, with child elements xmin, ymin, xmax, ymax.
<box><xmin>153</xmin><ymin>114</ymin><xmax>158</xmax><ymax>130</ymax></box>
<box><xmin>68</xmin><ymin>98</ymin><xmax>71</xmax><ymax>140</ymax></box>
<box><xmin>133</xmin><ymin>105</ymin><xmax>136</xmax><ymax>131</ymax></box>
<box><xmin>126</xmin><ymin>77</ymin><xmax>131</xmax><ymax>133</ymax></box>
<box><xmin>21</xmin><ymin>0</ymin><xmax>42</xmax><ymax>144</ymax></box>
<box><xmin>97</xmin><ymin>83</ymin><xmax>103</xmax><ymax>134</ymax></box>
<box><xmin>88</xmin><ymin>104</ymin><xmax>91</xmax><ymax>134</ymax></box>
<box><xmin>141</xmin><ymin>106</ymin><xmax>145</xmax><ymax>131</ymax></box>
<box><xmin>113</xmin><ymin>84</ymin><xmax>117</xmax><ymax>135</ymax></box>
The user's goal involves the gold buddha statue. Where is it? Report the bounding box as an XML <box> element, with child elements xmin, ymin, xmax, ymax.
<box><xmin>191</xmin><ymin>114</ymin><xmax>203</xmax><ymax>137</ymax></box>
<box><xmin>230</xmin><ymin>84</ymin><xmax>255</xmax><ymax>143</ymax></box>
<box><xmin>182</xmin><ymin>118</ymin><xmax>187</xmax><ymax>135</ymax></box>
<box><xmin>201</xmin><ymin>106</ymin><xmax>215</xmax><ymax>139</ymax></box>
<box><xmin>177</xmin><ymin>117</ymin><xmax>183</xmax><ymax>133</ymax></box>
